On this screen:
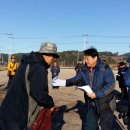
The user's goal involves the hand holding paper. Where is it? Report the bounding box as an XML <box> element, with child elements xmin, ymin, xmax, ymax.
<box><xmin>52</xmin><ymin>76</ymin><xmax>66</xmax><ymax>87</ymax></box>
<box><xmin>77</xmin><ymin>85</ymin><xmax>93</xmax><ymax>93</ymax></box>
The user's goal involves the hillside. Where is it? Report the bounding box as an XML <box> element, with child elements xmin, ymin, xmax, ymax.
<box><xmin>0</xmin><ymin>51</ymin><xmax>130</xmax><ymax>66</ymax></box>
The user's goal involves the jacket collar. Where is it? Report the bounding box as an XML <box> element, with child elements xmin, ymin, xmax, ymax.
<box><xmin>22</xmin><ymin>52</ymin><xmax>50</xmax><ymax>69</ymax></box>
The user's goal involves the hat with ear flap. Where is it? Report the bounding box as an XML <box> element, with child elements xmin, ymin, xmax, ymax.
<box><xmin>39</xmin><ymin>42</ymin><xmax>60</xmax><ymax>58</ymax></box>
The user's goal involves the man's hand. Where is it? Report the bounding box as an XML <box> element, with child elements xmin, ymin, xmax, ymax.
<box><xmin>50</xmin><ymin>106</ymin><xmax>59</xmax><ymax>115</ymax></box>
<box><xmin>52</xmin><ymin>76</ymin><xmax>66</xmax><ymax>87</ymax></box>
<box><xmin>87</xmin><ymin>92</ymin><xmax>96</xmax><ymax>99</ymax></box>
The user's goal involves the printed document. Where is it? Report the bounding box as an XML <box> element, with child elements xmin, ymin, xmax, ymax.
<box><xmin>77</xmin><ymin>85</ymin><xmax>93</xmax><ymax>93</ymax></box>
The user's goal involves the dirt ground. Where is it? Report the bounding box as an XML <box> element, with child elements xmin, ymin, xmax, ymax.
<box><xmin>0</xmin><ymin>68</ymin><xmax>128</xmax><ymax>130</ymax></box>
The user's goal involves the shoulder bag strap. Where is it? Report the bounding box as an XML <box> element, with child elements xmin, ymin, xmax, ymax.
<box><xmin>25</xmin><ymin>64</ymin><xmax>40</xmax><ymax>127</ymax></box>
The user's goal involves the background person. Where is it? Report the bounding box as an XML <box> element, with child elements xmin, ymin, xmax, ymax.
<box><xmin>0</xmin><ymin>42</ymin><xmax>59</xmax><ymax>130</ymax></box>
<box><xmin>116</xmin><ymin>61</ymin><xmax>128</xmax><ymax>100</ymax></box>
<box><xmin>75</xmin><ymin>58</ymin><xmax>84</xmax><ymax>73</ymax></box>
<box><xmin>50</xmin><ymin>61</ymin><xmax>60</xmax><ymax>89</ymax></box>
<box><xmin>7</xmin><ymin>55</ymin><xmax>18</xmax><ymax>86</ymax></box>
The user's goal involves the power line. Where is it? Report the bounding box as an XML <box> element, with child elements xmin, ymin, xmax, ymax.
<box><xmin>6</xmin><ymin>41</ymin><xmax>130</xmax><ymax>51</ymax></box>
<box><xmin>1</xmin><ymin>32</ymin><xmax>130</xmax><ymax>53</ymax></box>
<box><xmin>56</xmin><ymin>42</ymin><xmax>84</xmax><ymax>44</ymax></box>
<box><xmin>1</xmin><ymin>32</ymin><xmax>130</xmax><ymax>39</ymax></box>
<box><xmin>88</xmin><ymin>34</ymin><xmax>130</xmax><ymax>38</ymax></box>
<box><xmin>14</xmin><ymin>37</ymin><xmax>46</xmax><ymax>39</ymax></box>
<box><xmin>0</xmin><ymin>33</ymin><xmax>9</xmax><ymax>35</ymax></box>
<box><xmin>61</xmin><ymin>34</ymin><xmax>130</xmax><ymax>39</ymax></box>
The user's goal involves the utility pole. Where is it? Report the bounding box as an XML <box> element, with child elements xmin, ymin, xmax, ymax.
<box><xmin>82</xmin><ymin>33</ymin><xmax>88</xmax><ymax>50</ymax></box>
<box><xmin>2</xmin><ymin>53</ymin><xmax>3</xmax><ymax>63</ymax></box>
<box><xmin>7</xmin><ymin>33</ymin><xmax>13</xmax><ymax>63</ymax></box>
<box><xmin>77</xmin><ymin>51</ymin><xmax>79</xmax><ymax>63</ymax></box>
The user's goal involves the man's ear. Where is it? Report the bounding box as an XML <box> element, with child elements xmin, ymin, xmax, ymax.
<box><xmin>94</xmin><ymin>56</ymin><xmax>97</xmax><ymax>62</ymax></box>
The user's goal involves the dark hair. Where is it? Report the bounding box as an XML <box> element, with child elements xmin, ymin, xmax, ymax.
<box><xmin>84</xmin><ymin>48</ymin><xmax>99</xmax><ymax>58</ymax></box>
<box><xmin>78</xmin><ymin>58</ymin><xmax>82</xmax><ymax>61</ymax></box>
<box><xmin>118</xmin><ymin>61</ymin><xmax>126</xmax><ymax>66</ymax></box>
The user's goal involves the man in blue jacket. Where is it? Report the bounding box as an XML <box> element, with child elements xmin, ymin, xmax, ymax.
<box><xmin>52</xmin><ymin>48</ymin><xmax>116</xmax><ymax>130</ymax></box>
<box><xmin>123</xmin><ymin>57</ymin><xmax>130</xmax><ymax>130</ymax></box>
<box><xmin>0</xmin><ymin>42</ymin><xmax>60</xmax><ymax>130</ymax></box>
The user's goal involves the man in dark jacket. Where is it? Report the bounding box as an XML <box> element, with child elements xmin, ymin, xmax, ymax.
<box><xmin>116</xmin><ymin>61</ymin><xmax>128</xmax><ymax>100</ymax></box>
<box><xmin>75</xmin><ymin>58</ymin><xmax>84</xmax><ymax>73</ymax></box>
<box><xmin>0</xmin><ymin>42</ymin><xmax>60</xmax><ymax>130</ymax></box>
<box><xmin>52</xmin><ymin>48</ymin><xmax>115</xmax><ymax>130</ymax></box>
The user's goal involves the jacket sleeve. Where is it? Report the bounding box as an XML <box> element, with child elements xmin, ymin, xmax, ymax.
<box><xmin>29</xmin><ymin>65</ymin><xmax>54</xmax><ymax>108</ymax></box>
<box><xmin>66</xmin><ymin>71</ymin><xmax>87</xmax><ymax>86</ymax></box>
<box><xmin>124</xmin><ymin>67</ymin><xmax>130</xmax><ymax>87</ymax></box>
<box><xmin>57</xmin><ymin>67</ymin><xmax>60</xmax><ymax>74</ymax></box>
<box><xmin>96</xmin><ymin>67</ymin><xmax>115</xmax><ymax>98</ymax></box>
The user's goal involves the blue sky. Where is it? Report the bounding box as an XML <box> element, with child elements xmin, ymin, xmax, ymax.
<box><xmin>0</xmin><ymin>0</ymin><xmax>130</xmax><ymax>55</ymax></box>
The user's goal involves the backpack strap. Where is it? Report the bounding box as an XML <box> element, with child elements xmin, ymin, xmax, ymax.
<box><xmin>25</xmin><ymin>64</ymin><xmax>40</xmax><ymax>127</ymax></box>
<box><xmin>25</xmin><ymin>64</ymin><xmax>30</xmax><ymax>95</ymax></box>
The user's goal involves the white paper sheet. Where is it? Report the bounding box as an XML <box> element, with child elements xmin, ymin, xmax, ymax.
<box><xmin>77</xmin><ymin>85</ymin><xmax>93</xmax><ymax>93</ymax></box>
